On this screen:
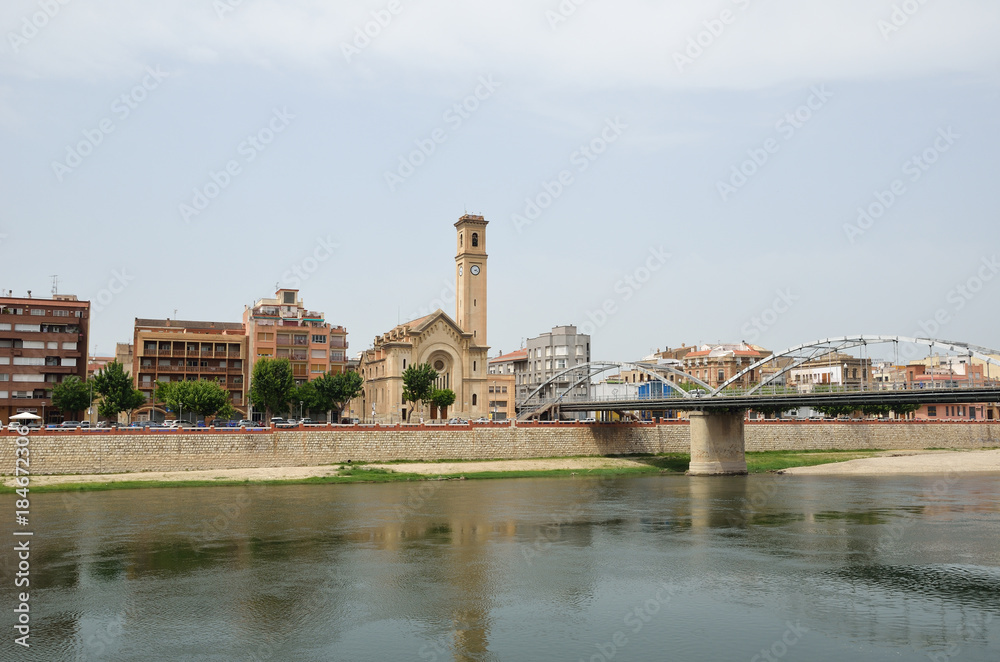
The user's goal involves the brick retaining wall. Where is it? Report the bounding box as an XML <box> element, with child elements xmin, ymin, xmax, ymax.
<box><xmin>4</xmin><ymin>421</ymin><xmax>999</xmax><ymax>476</ymax></box>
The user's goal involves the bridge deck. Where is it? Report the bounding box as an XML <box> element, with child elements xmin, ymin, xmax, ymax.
<box><xmin>552</xmin><ymin>388</ymin><xmax>1000</xmax><ymax>412</ymax></box>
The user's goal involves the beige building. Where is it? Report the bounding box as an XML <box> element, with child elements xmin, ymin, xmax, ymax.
<box><xmin>132</xmin><ymin>319</ymin><xmax>249</xmax><ymax>421</ymax></box>
<box><xmin>356</xmin><ymin>215</ymin><xmax>492</xmax><ymax>422</ymax></box>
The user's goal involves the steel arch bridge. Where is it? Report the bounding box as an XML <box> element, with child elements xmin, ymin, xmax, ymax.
<box><xmin>516</xmin><ymin>335</ymin><xmax>1000</xmax><ymax>420</ymax></box>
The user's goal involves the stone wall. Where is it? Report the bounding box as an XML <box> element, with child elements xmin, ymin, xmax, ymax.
<box><xmin>4</xmin><ymin>421</ymin><xmax>999</xmax><ymax>476</ymax></box>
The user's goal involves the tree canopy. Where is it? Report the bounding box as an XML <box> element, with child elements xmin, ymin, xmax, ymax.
<box><xmin>300</xmin><ymin>371</ymin><xmax>365</xmax><ymax>421</ymax></box>
<box><xmin>92</xmin><ymin>361</ymin><xmax>147</xmax><ymax>422</ymax></box>
<box><xmin>402</xmin><ymin>363</ymin><xmax>438</xmax><ymax>421</ymax></box>
<box><xmin>249</xmin><ymin>358</ymin><xmax>295</xmax><ymax>420</ymax></box>
<box><xmin>52</xmin><ymin>376</ymin><xmax>91</xmax><ymax>418</ymax></box>
<box><xmin>156</xmin><ymin>380</ymin><xmax>232</xmax><ymax>419</ymax></box>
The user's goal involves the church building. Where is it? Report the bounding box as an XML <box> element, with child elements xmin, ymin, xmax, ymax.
<box><xmin>357</xmin><ymin>215</ymin><xmax>491</xmax><ymax>422</ymax></box>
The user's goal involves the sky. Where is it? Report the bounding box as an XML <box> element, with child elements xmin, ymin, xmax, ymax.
<box><xmin>2</xmin><ymin>0</ymin><xmax>999</xmax><ymax>362</ymax></box>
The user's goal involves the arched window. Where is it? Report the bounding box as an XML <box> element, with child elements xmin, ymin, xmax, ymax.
<box><xmin>471</xmin><ymin>233</ymin><xmax>479</xmax><ymax>247</ymax></box>
<box><xmin>472</xmin><ymin>394</ymin><xmax>478</xmax><ymax>406</ymax></box>
<box><xmin>460</xmin><ymin>234</ymin><xmax>464</xmax><ymax>247</ymax></box>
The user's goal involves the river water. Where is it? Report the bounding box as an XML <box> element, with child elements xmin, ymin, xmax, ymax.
<box><xmin>2</xmin><ymin>474</ymin><xmax>998</xmax><ymax>661</ymax></box>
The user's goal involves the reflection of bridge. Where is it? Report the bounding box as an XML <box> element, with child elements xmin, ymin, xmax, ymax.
<box><xmin>516</xmin><ymin>336</ymin><xmax>1000</xmax><ymax>475</ymax></box>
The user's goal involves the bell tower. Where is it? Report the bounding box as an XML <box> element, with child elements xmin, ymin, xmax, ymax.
<box><xmin>455</xmin><ymin>214</ymin><xmax>488</xmax><ymax>346</ymax></box>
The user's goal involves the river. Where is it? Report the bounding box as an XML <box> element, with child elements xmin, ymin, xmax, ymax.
<box><xmin>2</xmin><ymin>474</ymin><xmax>998</xmax><ymax>660</ymax></box>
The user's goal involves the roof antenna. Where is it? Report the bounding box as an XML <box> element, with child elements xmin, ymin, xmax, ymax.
<box><xmin>50</xmin><ymin>275</ymin><xmax>59</xmax><ymax>296</ymax></box>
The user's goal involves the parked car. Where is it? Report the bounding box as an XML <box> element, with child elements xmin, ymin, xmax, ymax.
<box><xmin>271</xmin><ymin>417</ymin><xmax>297</xmax><ymax>428</ymax></box>
<box><xmin>298</xmin><ymin>417</ymin><xmax>316</xmax><ymax>425</ymax></box>
<box><xmin>237</xmin><ymin>419</ymin><xmax>255</xmax><ymax>427</ymax></box>
<box><xmin>59</xmin><ymin>421</ymin><xmax>82</xmax><ymax>428</ymax></box>
<box><xmin>163</xmin><ymin>420</ymin><xmax>192</xmax><ymax>429</ymax></box>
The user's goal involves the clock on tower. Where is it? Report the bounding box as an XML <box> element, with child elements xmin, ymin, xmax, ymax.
<box><xmin>455</xmin><ymin>215</ymin><xmax>488</xmax><ymax>345</ymax></box>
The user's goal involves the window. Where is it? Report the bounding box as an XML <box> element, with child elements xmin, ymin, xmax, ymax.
<box><xmin>472</xmin><ymin>393</ymin><xmax>478</xmax><ymax>405</ymax></box>
<box><xmin>53</xmin><ymin>310</ymin><xmax>68</xmax><ymax>317</ymax></box>
<box><xmin>473</xmin><ymin>361</ymin><xmax>477</xmax><ymax>372</ymax></box>
<box><xmin>0</xmin><ymin>374</ymin><xmax>7</xmax><ymax>381</ymax></box>
<box><xmin>13</xmin><ymin>374</ymin><xmax>40</xmax><ymax>382</ymax></box>
<box><xmin>927</xmin><ymin>406</ymin><xmax>937</xmax><ymax>417</ymax></box>
<box><xmin>46</xmin><ymin>341</ymin><xmax>58</xmax><ymax>349</ymax></box>
<box><xmin>546</xmin><ymin>360</ymin><xmax>552</xmax><ymax>370</ymax></box>
<box><xmin>555</xmin><ymin>346</ymin><xmax>568</xmax><ymax>356</ymax></box>
<box><xmin>0</xmin><ymin>324</ymin><xmax>8</xmax><ymax>331</ymax></box>
<box><xmin>13</xmin><ymin>357</ymin><xmax>44</xmax><ymax>366</ymax></box>
<box><xmin>62</xmin><ymin>342</ymin><xmax>77</xmax><ymax>350</ymax></box>
<box><xmin>556</xmin><ymin>359</ymin><xmax>567</xmax><ymax>369</ymax></box>
<box><xmin>30</xmin><ymin>309</ymin><xmax>45</xmax><ymax>316</ymax></box>
<box><xmin>23</xmin><ymin>341</ymin><xmax>44</xmax><ymax>349</ymax></box>
<box><xmin>258</xmin><ymin>332</ymin><xmax>273</xmax><ymax>341</ymax></box>
<box><xmin>312</xmin><ymin>335</ymin><xmax>327</xmax><ymax>344</ymax></box>
<box><xmin>718</xmin><ymin>370</ymin><xmax>725</xmax><ymax>383</ymax></box>
<box><xmin>311</xmin><ymin>364</ymin><xmax>325</xmax><ymax>373</ymax></box>
<box><xmin>545</xmin><ymin>347</ymin><xmax>552</xmax><ymax>357</ymax></box>
<box><xmin>61</xmin><ymin>358</ymin><xmax>77</xmax><ymax>367</ymax></box>
<box><xmin>471</xmin><ymin>232</ymin><xmax>479</xmax><ymax>247</ymax></box>
<box><xmin>14</xmin><ymin>324</ymin><xmax>40</xmax><ymax>332</ymax></box>
<box><xmin>283</xmin><ymin>291</ymin><xmax>295</xmax><ymax>304</ymax></box>
<box><xmin>311</xmin><ymin>349</ymin><xmax>327</xmax><ymax>359</ymax></box>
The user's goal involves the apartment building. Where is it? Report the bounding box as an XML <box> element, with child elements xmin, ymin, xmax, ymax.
<box><xmin>244</xmin><ymin>289</ymin><xmax>348</xmax><ymax>386</ymax></box>
<box><xmin>132</xmin><ymin>319</ymin><xmax>249</xmax><ymax>421</ymax></box>
<box><xmin>0</xmin><ymin>293</ymin><xmax>90</xmax><ymax>424</ymax></box>
<box><xmin>523</xmin><ymin>325</ymin><xmax>591</xmax><ymax>403</ymax></box>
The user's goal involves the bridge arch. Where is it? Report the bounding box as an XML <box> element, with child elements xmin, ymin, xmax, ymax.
<box><xmin>517</xmin><ymin>360</ymin><xmax>711</xmax><ymax>420</ymax></box>
<box><xmin>712</xmin><ymin>335</ymin><xmax>1000</xmax><ymax>396</ymax></box>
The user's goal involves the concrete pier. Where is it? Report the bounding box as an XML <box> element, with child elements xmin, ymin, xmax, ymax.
<box><xmin>688</xmin><ymin>411</ymin><xmax>748</xmax><ymax>475</ymax></box>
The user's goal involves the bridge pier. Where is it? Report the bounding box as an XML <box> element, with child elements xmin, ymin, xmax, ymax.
<box><xmin>688</xmin><ymin>411</ymin><xmax>747</xmax><ymax>475</ymax></box>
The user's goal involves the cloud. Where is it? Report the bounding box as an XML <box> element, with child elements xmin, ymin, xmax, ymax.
<box><xmin>2</xmin><ymin>0</ymin><xmax>998</xmax><ymax>92</ymax></box>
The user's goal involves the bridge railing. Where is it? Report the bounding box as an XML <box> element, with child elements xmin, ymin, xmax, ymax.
<box><xmin>518</xmin><ymin>380</ymin><xmax>999</xmax><ymax>408</ymax></box>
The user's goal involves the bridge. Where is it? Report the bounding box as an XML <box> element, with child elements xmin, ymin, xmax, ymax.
<box><xmin>515</xmin><ymin>336</ymin><xmax>1000</xmax><ymax>475</ymax></box>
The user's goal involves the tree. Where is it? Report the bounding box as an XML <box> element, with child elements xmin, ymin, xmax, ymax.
<box><xmin>860</xmin><ymin>403</ymin><xmax>892</xmax><ymax>418</ymax></box>
<box><xmin>311</xmin><ymin>370</ymin><xmax>364</xmax><ymax>421</ymax></box>
<box><xmin>430</xmin><ymin>388</ymin><xmax>456</xmax><ymax>419</ymax></box>
<box><xmin>92</xmin><ymin>361</ymin><xmax>143</xmax><ymax>422</ymax></box>
<box><xmin>119</xmin><ymin>389</ymin><xmax>148</xmax><ymax>424</ymax></box>
<box><xmin>402</xmin><ymin>363</ymin><xmax>438</xmax><ymax>421</ymax></box>
<box><xmin>52</xmin><ymin>376</ymin><xmax>91</xmax><ymax>419</ymax></box>
<box><xmin>892</xmin><ymin>403</ymin><xmax>920</xmax><ymax>418</ymax></box>
<box><xmin>249</xmin><ymin>358</ymin><xmax>295</xmax><ymax>422</ymax></box>
<box><xmin>156</xmin><ymin>380</ymin><xmax>231</xmax><ymax>420</ymax></box>
<box><xmin>215</xmin><ymin>401</ymin><xmax>238</xmax><ymax>423</ymax></box>
<box><xmin>814</xmin><ymin>404</ymin><xmax>857</xmax><ymax>418</ymax></box>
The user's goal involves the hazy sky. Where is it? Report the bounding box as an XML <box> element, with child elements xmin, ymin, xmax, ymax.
<box><xmin>3</xmin><ymin>0</ymin><xmax>999</xmax><ymax>361</ymax></box>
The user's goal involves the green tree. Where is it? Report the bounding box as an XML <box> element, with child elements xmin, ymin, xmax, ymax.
<box><xmin>860</xmin><ymin>403</ymin><xmax>892</xmax><ymax>418</ymax></box>
<box><xmin>215</xmin><ymin>401</ymin><xmax>238</xmax><ymax>423</ymax></box>
<box><xmin>249</xmin><ymin>358</ymin><xmax>295</xmax><ymax>422</ymax></box>
<box><xmin>311</xmin><ymin>370</ymin><xmax>364</xmax><ymax>421</ymax></box>
<box><xmin>430</xmin><ymin>388</ymin><xmax>456</xmax><ymax>418</ymax></box>
<box><xmin>402</xmin><ymin>363</ymin><xmax>438</xmax><ymax>421</ymax></box>
<box><xmin>52</xmin><ymin>376</ymin><xmax>91</xmax><ymax>419</ymax></box>
<box><xmin>156</xmin><ymin>380</ymin><xmax>231</xmax><ymax>420</ymax></box>
<box><xmin>814</xmin><ymin>404</ymin><xmax>857</xmax><ymax>418</ymax></box>
<box><xmin>119</xmin><ymin>388</ymin><xmax>147</xmax><ymax>424</ymax></box>
<box><xmin>92</xmin><ymin>361</ymin><xmax>144</xmax><ymax>422</ymax></box>
<box><xmin>892</xmin><ymin>403</ymin><xmax>920</xmax><ymax>418</ymax></box>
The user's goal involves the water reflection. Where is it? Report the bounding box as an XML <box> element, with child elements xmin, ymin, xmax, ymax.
<box><xmin>1</xmin><ymin>475</ymin><xmax>998</xmax><ymax>661</ymax></box>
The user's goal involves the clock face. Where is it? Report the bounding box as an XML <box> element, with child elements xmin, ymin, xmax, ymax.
<box><xmin>470</xmin><ymin>265</ymin><xmax>480</xmax><ymax>276</ymax></box>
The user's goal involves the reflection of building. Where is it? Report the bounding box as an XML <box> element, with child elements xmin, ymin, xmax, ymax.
<box><xmin>244</xmin><ymin>289</ymin><xmax>348</xmax><ymax>386</ymax></box>
<box><xmin>356</xmin><ymin>216</ymin><xmax>492</xmax><ymax>422</ymax></box>
<box><xmin>0</xmin><ymin>293</ymin><xmax>90</xmax><ymax>424</ymax></box>
<box><xmin>132</xmin><ymin>319</ymin><xmax>249</xmax><ymax>420</ymax></box>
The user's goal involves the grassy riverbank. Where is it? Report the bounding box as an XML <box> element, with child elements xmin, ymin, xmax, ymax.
<box><xmin>1</xmin><ymin>449</ymin><xmax>897</xmax><ymax>493</ymax></box>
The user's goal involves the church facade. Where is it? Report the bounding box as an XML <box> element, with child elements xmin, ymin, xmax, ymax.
<box><xmin>356</xmin><ymin>215</ymin><xmax>492</xmax><ymax>422</ymax></box>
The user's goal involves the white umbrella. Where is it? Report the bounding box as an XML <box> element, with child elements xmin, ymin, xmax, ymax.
<box><xmin>10</xmin><ymin>412</ymin><xmax>41</xmax><ymax>420</ymax></box>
